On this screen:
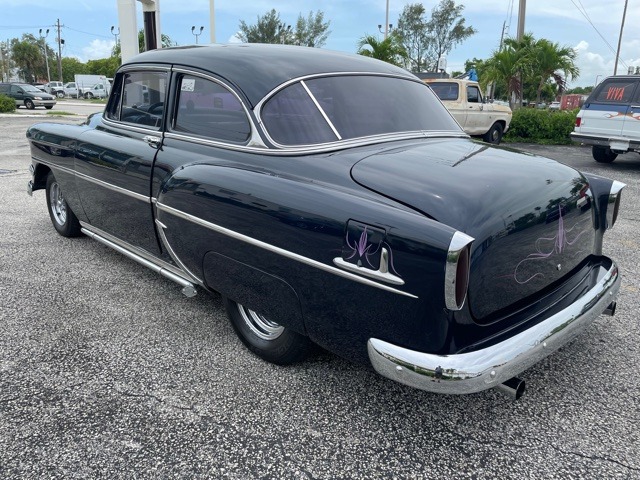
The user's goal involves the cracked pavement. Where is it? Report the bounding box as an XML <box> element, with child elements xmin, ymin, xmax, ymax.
<box><xmin>1</xmin><ymin>117</ymin><xmax>639</xmax><ymax>479</ymax></box>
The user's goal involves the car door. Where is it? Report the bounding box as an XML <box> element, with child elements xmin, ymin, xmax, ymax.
<box><xmin>74</xmin><ymin>68</ymin><xmax>169</xmax><ymax>255</ymax></box>
<box><xmin>464</xmin><ymin>84</ymin><xmax>484</xmax><ymax>134</ymax></box>
<box><xmin>10</xmin><ymin>85</ymin><xmax>24</xmax><ymax>106</ymax></box>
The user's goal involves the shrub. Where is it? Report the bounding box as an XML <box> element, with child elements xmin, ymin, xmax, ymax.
<box><xmin>505</xmin><ymin>107</ymin><xmax>578</xmax><ymax>144</ymax></box>
<box><xmin>0</xmin><ymin>94</ymin><xmax>16</xmax><ymax>113</ymax></box>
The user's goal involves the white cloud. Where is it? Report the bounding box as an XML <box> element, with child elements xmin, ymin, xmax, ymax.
<box><xmin>81</xmin><ymin>39</ymin><xmax>115</xmax><ymax>61</ymax></box>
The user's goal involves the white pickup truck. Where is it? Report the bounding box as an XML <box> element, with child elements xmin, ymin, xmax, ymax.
<box><xmin>425</xmin><ymin>79</ymin><xmax>512</xmax><ymax>144</ymax></box>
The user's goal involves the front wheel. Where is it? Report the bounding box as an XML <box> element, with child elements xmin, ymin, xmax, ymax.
<box><xmin>24</xmin><ymin>99</ymin><xmax>35</xmax><ymax>110</ymax></box>
<box><xmin>45</xmin><ymin>106</ymin><xmax>53</xmax><ymax>110</ymax></box>
<box><xmin>592</xmin><ymin>146</ymin><xmax>618</xmax><ymax>163</ymax></box>
<box><xmin>483</xmin><ymin>122</ymin><xmax>504</xmax><ymax>144</ymax></box>
<box><xmin>45</xmin><ymin>172</ymin><xmax>82</xmax><ymax>237</ymax></box>
<box><xmin>224</xmin><ymin>298</ymin><xmax>312</xmax><ymax>365</ymax></box>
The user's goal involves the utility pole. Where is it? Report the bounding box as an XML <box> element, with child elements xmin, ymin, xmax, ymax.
<box><xmin>515</xmin><ymin>0</ymin><xmax>526</xmax><ymax>109</ymax></box>
<box><xmin>209</xmin><ymin>0</ymin><xmax>216</xmax><ymax>43</ymax></box>
<box><xmin>614</xmin><ymin>0</ymin><xmax>628</xmax><ymax>76</ymax></box>
<box><xmin>56</xmin><ymin>19</ymin><xmax>63</xmax><ymax>82</ymax></box>
<box><xmin>0</xmin><ymin>42</ymin><xmax>6</xmax><ymax>82</ymax></box>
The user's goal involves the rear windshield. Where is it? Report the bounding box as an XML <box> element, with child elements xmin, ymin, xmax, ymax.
<box><xmin>261</xmin><ymin>75</ymin><xmax>460</xmax><ymax>146</ymax></box>
<box><xmin>429</xmin><ymin>82</ymin><xmax>460</xmax><ymax>101</ymax></box>
<box><xmin>591</xmin><ymin>80</ymin><xmax>638</xmax><ymax>103</ymax></box>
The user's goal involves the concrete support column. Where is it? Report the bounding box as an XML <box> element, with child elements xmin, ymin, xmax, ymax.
<box><xmin>118</xmin><ymin>0</ymin><xmax>139</xmax><ymax>62</ymax></box>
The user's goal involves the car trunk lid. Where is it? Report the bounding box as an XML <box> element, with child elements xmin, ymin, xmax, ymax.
<box><xmin>350</xmin><ymin>138</ymin><xmax>595</xmax><ymax>321</ymax></box>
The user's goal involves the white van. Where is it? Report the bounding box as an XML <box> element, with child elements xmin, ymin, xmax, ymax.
<box><xmin>571</xmin><ymin>75</ymin><xmax>640</xmax><ymax>163</ymax></box>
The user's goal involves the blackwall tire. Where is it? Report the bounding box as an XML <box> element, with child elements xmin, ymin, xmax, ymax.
<box><xmin>24</xmin><ymin>99</ymin><xmax>35</xmax><ymax>110</ymax></box>
<box><xmin>483</xmin><ymin>122</ymin><xmax>504</xmax><ymax>144</ymax></box>
<box><xmin>45</xmin><ymin>172</ymin><xmax>82</xmax><ymax>237</ymax></box>
<box><xmin>592</xmin><ymin>146</ymin><xmax>617</xmax><ymax>163</ymax></box>
<box><xmin>224</xmin><ymin>297</ymin><xmax>313</xmax><ymax>365</ymax></box>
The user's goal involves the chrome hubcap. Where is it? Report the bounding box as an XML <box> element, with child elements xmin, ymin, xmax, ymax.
<box><xmin>237</xmin><ymin>304</ymin><xmax>284</xmax><ymax>340</ymax></box>
<box><xmin>49</xmin><ymin>182</ymin><xmax>67</xmax><ymax>225</ymax></box>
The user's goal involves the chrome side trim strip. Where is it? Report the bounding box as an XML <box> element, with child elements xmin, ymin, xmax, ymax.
<box><xmin>155</xmin><ymin>219</ymin><xmax>203</xmax><ymax>284</ymax></box>
<box><xmin>156</xmin><ymin>201</ymin><xmax>418</xmax><ymax>299</ymax></box>
<box><xmin>333</xmin><ymin>249</ymin><xmax>404</xmax><ymax>286</ymax></box>
<box><xmin>81</xmin><ymin>225</ymin><xmax>197</xmax><ymax>297</ymax></box>
<box><xmin>368</xmin><ymin>260</ymin><xmax>620</xmax><ymax>395</ymax></box>
<box><xmin>31</xmin><ymin>156</ymin><xmax>150</xmax><ymax>203</ymax></box>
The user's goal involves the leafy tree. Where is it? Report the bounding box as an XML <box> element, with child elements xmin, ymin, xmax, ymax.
<box><xmin>238</xmin><ymin>9</ymin><xmax>290</xmax><ymax>44</ymax></box>
<box><xmin>11</xmin><ymin>34</ymin><xmax>44</xmax><ymax>82</ymax></box>
<box><xmin>424</xmin><ymin>0</ymin><xmax>476</xmax><ymax>72</ymax></box>
<box><xmin>238</xmin><ymin>9</ymin><xmax>330</xmax><ymax>46</ymax></box>
<box><xmin>395</xmin><ymin>3</ymin><xmax>430</xmax><ymax>72</ymax></box>
<box><xmin>87</xmin><ymin>57</ymin><xmax>120</xmax><ymax>78</ymax></box>
<box><xmin>357</xmin><ymin>32</ymin><xmax>407</xmax><ymax>67</ymax></box>
<box><xmin>293</xmin><ymin>11</ymin><xmax>331</xmax><ymax>47</ymax></box>
<box><xmin>61</xmin><ymin>57</ymin><xmax>88</xmax><ymax>82</ymax></box>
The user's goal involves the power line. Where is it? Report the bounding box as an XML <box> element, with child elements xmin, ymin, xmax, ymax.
<box><xmin>64</xmin><ymin>25</ymin><xmax>112</xmax><ymax>40</ymax></box>
<box><xmin>570</xmin><ymin>0</ymin><xmax>628</xmax><ymax>70</ymax></box>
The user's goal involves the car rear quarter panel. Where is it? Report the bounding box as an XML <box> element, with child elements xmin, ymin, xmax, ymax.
<box><xmin>153</xmin><ymin>140</ymin><xmax>457</xmax><ymax>363</ymax></box>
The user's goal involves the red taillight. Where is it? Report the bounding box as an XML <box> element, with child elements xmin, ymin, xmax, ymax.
<box><xmin>445</xmin><ymin>232</ymin><xmax>474</xmax><ymax>311</ymax></box>
<box><xmin>575</xmin><ymin>116</ymin><xmax>582</xmax><ymax>127</ymax></box>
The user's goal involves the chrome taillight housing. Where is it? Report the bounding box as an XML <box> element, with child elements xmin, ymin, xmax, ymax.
<box><xmin>444</xmin><ymin>231</ymin><xmax>474</xmax><ymax>311</ymax></box>
<box><xmin>606</xmin><ymin>181</ymin><xmax>625</xmax><ymax>229</ymax></box>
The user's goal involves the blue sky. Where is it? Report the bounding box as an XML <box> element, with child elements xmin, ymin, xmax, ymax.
<box><xmin>1</xmin><ymin>0</ymin><xmax>638</xmax><ymax>87</ymax></box>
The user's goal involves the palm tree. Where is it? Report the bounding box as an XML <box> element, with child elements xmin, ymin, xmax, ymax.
<box><xmin>483</xmin><ymin>47</ymin><xmax>521</xmax><ymax>110</ymax></box>
<box><xmin>531</xmin><ymin>39</ymin><xmax>579</xmax><ymax>104</ymax></box>
<box><xmin>357</xmin><ymin>33</ymin><xmax>407</xmax><ymax>67</ymax></box>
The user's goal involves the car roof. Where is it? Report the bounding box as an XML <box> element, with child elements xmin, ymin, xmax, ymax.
<box><xmin>123</xmin><ymin>44</ymin><xmax>416</xmax><ymax>106</ymax></box>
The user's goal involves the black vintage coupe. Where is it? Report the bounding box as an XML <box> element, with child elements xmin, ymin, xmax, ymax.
<box><xmin>27</xmin><ymin>45</ymin><xmax>624</xmax><ymax>398</ymax></box>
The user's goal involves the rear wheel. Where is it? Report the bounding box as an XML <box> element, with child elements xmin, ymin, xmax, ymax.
<box><xmin>45</xmin><ymin>106</ymin><xmax>53</xmax><ymax>110</ymax></box>
<box><xmin>84</xmin><ymin>92</ymin><xmax>93</xmax><ymax>99</ymax></box>
<box><xmin>592</xmin><ymin>146</ymin><xmax>617</xmax><ymax>163</ymax></box>
<box><xmin>224</xmin><ymin>298</ymin><xmax>312</xmax><ymax>365</ymax></box>
<box><xmin>24</xmin><ymin>99</ymin><xmax>35</xmax><ymax>110</ymax></box>
<box><xmin>483</xmin><ymin>122</ymin><xmax>504</xmax><ymax>144</ymax></box>
<box><xmin>45</xmin><ymin>172</ymin><xmax>82</xmax><ymax>237</ymax></box>
<box><xmin>56</xmin><ymin>91</ymin><xmax>64</xmax><ymax>98</ymax></box>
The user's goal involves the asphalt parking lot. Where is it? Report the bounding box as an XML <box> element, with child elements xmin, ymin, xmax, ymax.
<box><xmin>1</xmin><ymin>115</ymin><xmax>639</xmax><ymax>479</ymax></box>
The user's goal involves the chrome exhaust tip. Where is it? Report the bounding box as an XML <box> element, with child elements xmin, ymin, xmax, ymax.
<box><xmin>495</xmin><ymin>377</ymin><xmax>526</xmax><ymax>400</ymax></box>
<box><xmin>603</xmin><ymin>301</ymin><xmax>616</xmax><ymax>316</ymax></box>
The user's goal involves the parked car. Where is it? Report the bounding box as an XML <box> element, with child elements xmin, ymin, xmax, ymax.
<box><xmin>549</xmin><ymin>101</ymin><xmax>561</xmax><ymax>111</ymax></box>
<box><xmin>83</xmin><ymin>82</ymin><xmax>109</xmax><ymax>99</ymax></box>
<box><xmin>44</xmin><ymin>81</ymin><xmax>65</xmax><ymax>98</ymax></box>
<box><xmin>571</xmin><ymin>75</ymin><xmax>640</xmax><ymax>163</ymax></box>
<box><xmin>26</xmin><ymin>45</ymin><xmax>624</xmax><ymax>398</ymax></box>
<box><xmin>425</xmin><ymin>78</ymin><xmax>512</xmax><ymax>144</ymax></box>
<box><xmin>0</xmin><ymin>82</ymin><xmax>56</xmax><ymax>109</ymax></box>
<box><xmin>63</xmin><ymin>82</ymin><xmax>80</xmax><ymax>98</ymax></box>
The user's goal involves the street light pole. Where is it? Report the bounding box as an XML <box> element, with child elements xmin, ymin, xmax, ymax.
<box><xmin>110</xmin><ymin>26</ymin><xmax>120</xmax><ymax>45</ymax></box>
<box><xmin>39</xmin><ymin>28</ymin><xmax>51</xmax><ymax>83</ymax></box>
<box><xmin>191</xmin><ymin>26</ymin><xmax>204</xmax><ymax>44</ymax></box>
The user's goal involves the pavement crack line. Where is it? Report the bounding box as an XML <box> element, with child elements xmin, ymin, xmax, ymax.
<box><xmin>549</xmin><ymin>443</ymin><xmax>640</xmax><ymax>472</ymax></box>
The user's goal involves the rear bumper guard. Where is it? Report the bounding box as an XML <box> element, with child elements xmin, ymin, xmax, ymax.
<box><xmin>368</xmin><ymin>260</ymin><xmax>620</xmax><ymax>395</ymax></box>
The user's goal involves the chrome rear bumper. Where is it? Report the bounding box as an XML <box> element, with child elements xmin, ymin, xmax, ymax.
<box><xmin>368</xmin><ymin>261</ymin><xmax>620</xmax><ymax>395</ymax></box>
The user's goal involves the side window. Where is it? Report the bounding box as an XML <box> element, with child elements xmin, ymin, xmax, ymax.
<box><xmin>173</xmin><ymin>75</ymin><xmax>251</xmax><ymax>143</ymax></box>
<box><xmin>105</xmin><ymin>70</ymin><xmax>167</xmax><ymax>129</ymax></box>
<box><xmin>594</xmin><ymin>80</ymin><xmax>637</xmax><ymax>103</ymax></box>
<box><xmin>10</xmin><ymin>85</ymin><xmax>22</xmax><ymax>94</ymax></box>
<box><xmin>467</xmin><ymin>86</ymin><xmax>481</xmax><ymax>103</ymax></box>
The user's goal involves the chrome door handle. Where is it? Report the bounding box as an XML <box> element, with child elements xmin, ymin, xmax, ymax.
<box><xmin>143</xmin><ymin>135</ymin><xmax>162</xmax><ymax>149</ymax></box>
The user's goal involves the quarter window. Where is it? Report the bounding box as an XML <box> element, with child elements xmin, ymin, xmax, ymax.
<box><xmin>106</xmin><ymin>71</ymin><xmax>167</xmax><ymax>129</ymax></box>
<box><xmin>173</xmin><ymin>75</ymin><xmax>250</xmax><ymax>143</ymax></box>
